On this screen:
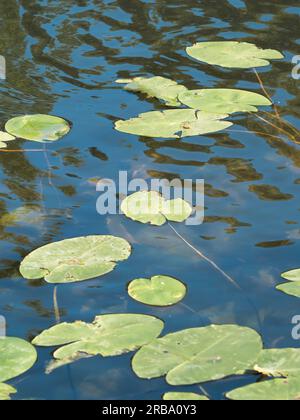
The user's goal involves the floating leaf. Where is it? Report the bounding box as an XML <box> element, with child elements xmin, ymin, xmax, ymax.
<box><xmin>179</xmin><ymin>89</ymin><xmax>271</xmax><ymax>114</ymax></box>
<box><xmin>276</xmin><ymin>269</ymin><xmax>300</xmax><ymax>298</ymax></box>
<box><xmin>132</xmin><ymin>325</ymin><xmax>263</xmax><ymax>385</ymax></box>
<box><xmin>277</xmin><ymin>282</ymin><xmax>300</xmax><ymax>298</ymax></box>
<box><xmin>117</xmin><ymin>76</ymin><xmax>187</xmax><ymax>107</ymax></box>
<box><xmin>0</xmin><ymin>142</ymin><xmax>7</xmax><ymax>149</ymax></box>
<box><xmin>0</xmin><ymin>337</ymin><xmax>37</xmax><ymax>383</ymax></box>
<box><xmin>0</xmin><ymin>383</ymin><xmax>17</xmax><ymax>401</ymax></box>
<box><xmin>115</xmin><ymin>109</ymin><xmax>233</xmax><ymax>138</ymax></box>
<box><xmin>226</xmin><ymin>378</ymin><xmax>300</xmax><ymax>401</ymax></box>
<box><xmin>186</xmin><ymin>41</ymin><xmax>284</xmax><ymax>69</ymax></box>
<box><xmin>5</xmin><ymin>114</ymin><xmax>71</xmax><ymax>142</ymax></box>
<box><xmin>33</xmin><ymin>314</ymin><xmax>164</xmax><ymax>369</ymax></box>
<box><xmin>163</xmin><ymin>392</ymin><xmax>209</xmax><ymax>401</ymax></box>
<box><xmin>20</xmin><ymin>235</ymin><xmax>131</xmax><ymax>284</ymax></box>
<box><xmin>121</xmin><ymin>191</ymin><xmax>192</xmax><ymax>226</ymax></box>
<box><xmin>254</xmin><ymin>349</ymin><xmax>300</xmax><ymax>378</ymax></box>
<box><xmin>0</xmin><ymin>131</ymin><xmax>15</xmax><ymax>142</ymax></box>
<box><xmin>128</xmin><ymin>275</ymin><xmax>187</xmax><ymax>306</ymax></box>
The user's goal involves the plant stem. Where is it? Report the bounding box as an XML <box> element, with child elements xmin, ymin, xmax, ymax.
<box><xmin>253</xmin><ymin>68</ymin><xmax>281</xmax><ymax>121</ymax></box>
<box><xmin>168</xmin><ymin>223</ymin><xmax>263</xmax><ymax>333</ymax></box>
<box><xmin>53</xmin><ymin>286</ymin><xmax>61</xmax><ymax>324</ymax></box>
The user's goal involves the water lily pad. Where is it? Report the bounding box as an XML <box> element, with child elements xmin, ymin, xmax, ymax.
<box><xmin>163</xmin><ymin>392</ymin><xmax>209</xmax><ymax>401</ymax></box>
<box><xmin>0</xmin><ymin>337</ymin><xmax>37</xmax><ymax>383</ymax></box>
<box><xmin>277</xmin><ymin>282</ymin><xmax>300</xmax><ymax>298</ymax></box>
<box><xmin>5</xmin><ymin>114</ymin><xmax>71</xmax><ymax>142</ymax></box>
<box><xmin>128</xmin><ymin>275</ymin><xmax>187</xmax><ymax>306</ymax></box>
<box><xmin>0</xmin><ymin>142</ymin><xmax>7</xmax><ymax>149</ymax></box>
<box><xmin>121</xmin><ymin>191</ymin><xmax>192</xmax><ymax>226</ymax></box>
<box><xmin>0</xmin><ymin>131</ymin><xmax>15</xmax><ymax>142</ymax></box>
<box><xmin>276</xmin><ymin>269</ymin><xmax>300</xmax><ymax>298</ymax></box>
<box><xmin>0</xmin><ymin>383</ymin><xmax>17</xmax><ymax>401</ymax></box>
<box><xmin>20</xmin><ymin>235</ymin><xmax>131</xmax><ymax>284</ymax></box>
<box><xmin>179</xmin><ymin>89</ymin><xmax>271</xmax><ymax>114</ymax></box>
<box><xmin>33</xmin><ymin>314</ymin><xmax>164</xmax><ymax>368</ymax></box>
<box><xmin>186</xmin><ymin>41</ymin><xmax>284</xmax><ymax>69</ymax></box>
<box><xmin>117</xmin><ymin>76</ymin><xmax>187</xmax><ymax>107</ymax></box>
<box><xmin>254</xmin><ymin>349</ymin><xmax>300</xmax><ymax>377</ymax></box>
<box><xmin>132</xmin><ymin>325</ymin><xmax>263</xmax><ymax>385</ymax></box>
<box><xmin>115</xmin><ymin>109</ymin><xmax>233</xmax><ymax>138</ymax></box>
<box><xmin>226</xmin><ymin>378</ymin><xmax>300</xmax><ymax>401</ymax></box>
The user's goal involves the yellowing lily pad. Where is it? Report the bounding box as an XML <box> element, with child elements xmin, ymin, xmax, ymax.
<box><xmin>277</xmin><ymin>269</ymin><xmax>300</xmax><ymax>298</ymax></box>
<box><xmin>254</xmin><ymin>349</ymin><xmax>300</xmax><ymax>378</ymax></box>
<box><xmin>186</xmin><ymin>41</ymin><xmax>284</xmax><ymax>69</ymax></box>
<box><xmin>226</xmin><ymin>378</ymin><xmax>300</xmax><ymax>401</ymax></box>
<box><xmin>20</xmin><ymin>235</ymin><xmax>131</xmax><ymax>284</ymax></box>
<box><xmin>0</xmin><ymin>337</ymin><xmax>37</xmax><ymax>383</ymax></box>
<box><xmin>115</xmin><ymin>109</ymin><xmax>233</xmax><ymax>138</ymax></box>
<box><xmin>121</xmin><ymin>191</ymin><xmax>192</xmax><ymax>226</ymax></box>
<box><xmin>163</xmin><ymin>392</ymin><xmax>209</xmax><ymax>400</ymax></box>
<box><xmin>132</xmin><ymin>324</ymin><xmax>263</xmax><ymax>385</ymax></box>
<box><xmin>117</xmin><ymin>76</ymin><xmax>187</xmax><ymax>107</ymax></box>
<box><xmin>179</xmin><ymin>89</ymin><xmax>272</xmax><ymax>114</ymax></box>
<box><xmin>128</xmin><ymin>275</ymin><xmax>187</xmax><ymax>306</ymax></box>
<box><xmin>5</xmin><ymin>114</ymin><xmax>71</xmax><ymax>142</ymax></box>
<box><xmin>0</xmin><ymin>383</ymin><xmax>17</xmax><ymax>401</ymax></box>
<box><xmin>32</xmin><ymin>313</ymin><xmax>164</xmax><ymax>370</ymax></box>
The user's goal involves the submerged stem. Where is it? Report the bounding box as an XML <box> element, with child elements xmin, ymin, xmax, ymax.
<box><xmin>168</xmin><ymin>223</ymin><xmax>263</xmax><ymax>333</ymax></box>
<box><xmin>53</xmin><ymin>286</ymin><xmax>61</xmax><ymax>324</ymax></box>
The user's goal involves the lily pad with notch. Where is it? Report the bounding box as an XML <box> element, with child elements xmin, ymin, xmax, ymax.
<box><xmin>20</xmin><ymin>235</ymin><xmax>131</xmax><ymax>284</ymax></box>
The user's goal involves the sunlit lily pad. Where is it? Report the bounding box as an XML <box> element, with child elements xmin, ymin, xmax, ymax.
<box><xmin>163</xmin><ymin>392</ymin><xmax>209</xmax><ymax>401</ymax></box>
<box><xmin>226</xmin><ymin>378</ymin><xmax>300</xmax><ymax>401</ymax></box>
<box><xmin>121</xmin><ymin>191</ymin><xmax>192</xmax><ymax>226</ymax></box>
<box><xmin>33</xmin><ymin>314</ymin><xmax>164</xmax><ymax>369</ymax></box>
<box><xmin>20</xmin><ymin>235</ymin><xmax>131</xmax><ymax>284</ymax></box>
<box><xmin>115</xmin><ymin>109</ymin><xmax>233</xmax><ymax>138</ymax></box>
<box><xmin>0</xmin><ymin>383</ymin><xmax>17</xmax><ymax>401</ymax></box>
<box><xmin>179</xmin><ymin>89</ymin><xmax>272</xmax><ymax>114</ymax></box>
<box><xmin>186</xmin><ymin>41</ymin><xmax>284</xmax><ymax>69</ymax></box>
<box><xmin>254</xmin><ymin>349</ymin><xmax>300</xmax><ymax>377</ymax></box>
<box><xmin>132</xmin><ymin>325</ymin><xmax>263</xmax><ymax>385</ymax></box>
<box><xmin>128</xmin><ymin>275</ymin><xmax>187</xmax><ymax>306</ymax></box>
<box><xmin>5</xmin><ymin>114</ymin><xmax>71</xmax><ymax>142</ymax></box>
<box><xmin>117</xmin><ymin>76</ymin><xmax>187</xmax><ymax>107</ymax></box>
<box><xmin>0</xmin><ymin>131</ymin><xmax>16</xmax><ymax>149</ymax></box>
<box><xmin>276</xmin><ymin>269</ymin><xmax>300</xmax><ymax>298</ymax></box>
<box><xmin>0</xmin><ymin>337</ymin><xmax>37</xmax><ymax>383</ymax></box>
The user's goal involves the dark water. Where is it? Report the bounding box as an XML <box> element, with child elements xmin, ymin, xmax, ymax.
<box><xmin>0</xmin><ymin>0</ymin><xmax>300</xmax><ymax>400</ymax></box>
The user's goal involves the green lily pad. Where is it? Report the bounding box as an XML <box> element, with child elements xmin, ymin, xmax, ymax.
<box><xmin>179</xmin><ymin>89</ymin><xmax>271</xmax><ymax>114</ymax></box>
<box><xmin>186</xmin><ymin>41</ymin><xmax>284</xmax><ymax>69</ymax></box>
<box><xmin>132</xmin><ymin>325</ymin><xmax>263</xmax><ymax>385</ymax></box>
<box><xmin>121</xmin><ymin>191</ymin><xmax>192</xmax><ymax>226</ymax></box>
<box><xmin>5</xmin><ymin>114</ymin><xmax>71</xmax><ymax>142</ymax></box>
<box><xmin>115</xmin><ymin>109</ymin><xmax>233</xmax><ymax>138</ymax></box>
<box><xmin>254</xmin><ymin>349</ymin><xmax>300</xmax><ymax>377</ymax></box>
<box><xmin>281</xmin><ymin>269</ymin><xmax>300</xmax><ymax>282</ymax></box>
<box><xmin>277</xmin><ymin>282</ymin><xmax>300</xmax><ymax>298</ymax></box>
<box><xmin>0</xmin><ymin>131</ymin><xmax>15</xmax><ymax>142</ymax></box>
<box><xmin>116</xmin><ymin>76</ymin><xmax>187</xmax><ymax>107</ymax></box>
<box><xmin>226</xmin><ymin>378</ymin><xmax>300</xmax><ymax>401</ymax></box>
<box><xmin>0</xmin><ymin>383</ymin><xmax>17</xmax><ymax>401</ymax></box>
<box><xmin>0</xmin><ymin>142</ymin><xmax>7</xmax><ymax>149</ymax></box>
<box><xmin>20</xmin><ymin>235</ymin><xmax>131</xmax><ymax>284</ymax></box>
<box><xmin>128</xmin><ymin>275</ymin><xmax>187</xmax><ymax>306</ymax></box>
<box><xmin>0</xmin><ymin>337</ymin><xmax>37</xmax><ymax>383</ymax></box>
<box><xmin>33</xmin><ymin>314</ymin><xmax>164</xmax><ymax>368</ymax></box>
<box><xmin>276</xmin><ymin>269</ymin><xmax>300</xmax><ymax>298</ymax></box>
<box><xmin>163</xmin><ymin>392</ymin><xmax>209</xmax><ymax>401</ymax></box>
